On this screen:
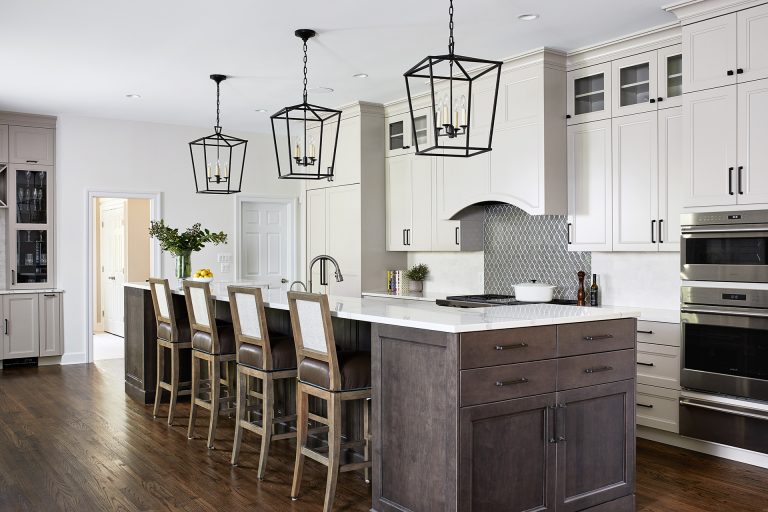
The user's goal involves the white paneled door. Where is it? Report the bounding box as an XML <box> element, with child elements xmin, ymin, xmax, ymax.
<box><xmin>100</xmin><ymin>201</ymin><xmax>125</xmax><ymax>337</ymax></box>
<box><xmin>658</xmin><ymin>107</ymin><xmax>683</xmax><ymax>252</ymax></box>
<box><xmin>240</xmin><ymin>201</ymin><xmax>289</xmax><ymax>288</ymax></box>
<box><xmin>737</xmin><ymin>79</ymin><xmax>768</xmax><ymax>204</ymax></box>
<box><xmin>737</xmin><ymin>3</ymin><xmax>768</xmax><ymax>83</ymax></box>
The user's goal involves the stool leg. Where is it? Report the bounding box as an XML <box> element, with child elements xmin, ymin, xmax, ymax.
<box><xmin>231</xmin><ymin>368</ymin><xmax>246</xmax><ymax>466</ymax></box>
<box><xmin>323</xmin><ymin>393</ymin><xmax>342</xmax><ymax>512</ymax></box>
<box><xmin>257</xmin><ymin>374</ymin><xmax>274</xmax><ymax>480</ymax></box>
<box><xmin>187</xmin><ymin>353</ymin><xmax>199</xmax><ymax>440</ymax></box>
<box><xmin>207</xmin><ymin>357</ymin><xmax>221</xmax><ymax>449</ymax></box>
<box><xmin>291</xmin><ymin>386</ymin><xmax>309</xmax><ymax>500</ymax></box>
<box><xmin>168</xmin><ymin>345</ymin><xmax>180</xmax><ymax>426</ymax></box>
<box><xmin>364</xmin><ymin>397</ymin><xmax>371</xmax><ymax>484</ymax></box>
<box><xmin>152</xmin><ymin>343</ymin><xmax>164</xmax><ymax>418</ymax></box>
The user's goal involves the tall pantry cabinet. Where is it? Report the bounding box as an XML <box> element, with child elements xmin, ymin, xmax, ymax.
<box><xmin>0</xmin><ymin>111</ymin><xmax>63</xmax><ymax>362</ymax></box>
<box><xmin>304</xmin><ymin>102</ymin><xmax>405</xmax><ymax>296</ymax></box>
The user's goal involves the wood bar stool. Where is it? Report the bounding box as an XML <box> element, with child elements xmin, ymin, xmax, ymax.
<box><xmin>183</xmin><ymin>280</ymin><xmax>237</xmax><ymax>449</ymax></box>
<box><xmin>287</xmin><ymin>291</ymin><xmax>372</xmax><ymax>512</ymax></box>
<box><xmin>149</xmin><ymin>278</ymin><xmax>192</xmax><ymax>426</ymax></box>
<box><xmin>228</xmin><ymin>285</ymin><xmax>298</xmax><ymax>478</ymax></box>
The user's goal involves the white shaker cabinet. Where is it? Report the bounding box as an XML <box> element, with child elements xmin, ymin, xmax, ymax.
<box><xmin>657</xmin><ymin>45</ymin><xmax>684</xmax><ymax>109</ymax></box>
<box><xmin>8</xmin><ymin>126</ymin><xmax>55</xmax><ymax>166</ymax></box>
<box><xmin>385</xmin><ymin>155</ymin><xmax>432</xmax><ymax>251</ymax></box>
<box><xmin>658</xmin><ymin>107</ymin><xmax>684</xmax><ymax>252</ymax></box>
<box><xmin>612</xmin><ymin>52</ymin><xmax>658</xmax><ymax>117</ymax></box>
<box><xmin>612</xmin><ymin>112</ymin><xmax>658</xmax><ymax>251</ymax></box>
<box><xmin>566</xmin><ymin>120</ymin><xmax>612</xmax><ymax>251</ymax></box>
<box><xmin>737</xmin><ymin>4</ymin><xmax>768</xmax><ymax>83</ymax></box>
<box><xmin>567</xmin><ymin>63</ymin><xmax>612</xmax><ymax>125</ymax></box>
<box><xmin>385</xmin><ymin>109</ymin><xmax>431</xmax><ymax>158</ymax></box>
<box><xmin>737</xmin><ymin>79</ymin><xmax>768</xmax><ymax>204</ymax></box>
<box><xmin>39</xmin><ymin>292</ymin><xmax>63</xmax><ymax>358</ymax></box>
<box><xmin>683</xmin><ymin>14</ymin><xmax>737</xmax><ymax>93</ymax></box>
<box><xmin>1</xmin><ymin>294</ymin><xmax>40</xmax><ymax>359</ymax></box>
<box><xmin>682</xmin><ymin>86</ymin><xmax>737</xmax><ymax>207</ymax></box>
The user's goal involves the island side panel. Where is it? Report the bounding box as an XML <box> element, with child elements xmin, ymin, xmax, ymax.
<box><xmin>124</xmin><ymin>286</ymin><xmax>156</xmax><ymax>404</ymax></box>
<box><xmin>372</xmin><ymin>323</ymin><xmax>459</xmax><ymax>512</ymax></box>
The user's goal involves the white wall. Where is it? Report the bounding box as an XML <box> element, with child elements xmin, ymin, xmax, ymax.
<box><xmin>406</xmin><ymin>251</ymin><xmax>484</xmax><ymax>295</ymax></box>
<box><xmin>592</xmin><ymin>252</ymin><xmax>680</xmax><ymax>310</ymax></box>
<box><xmin>56</xmin><ymin>115</ymin><xmax>301</xmax><ymax>362</ymax></box>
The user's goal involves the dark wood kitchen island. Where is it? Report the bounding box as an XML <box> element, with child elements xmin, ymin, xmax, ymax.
<box><xmin>124</xmin><ymin>282</ymin><xmax>639</xmax><ymax>512</ymax></box>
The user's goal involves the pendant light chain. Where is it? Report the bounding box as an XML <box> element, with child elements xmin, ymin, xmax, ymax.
<box><xmin>302</xmin><ymin>39</ymin><xmax>309</xmax><ymax>103</ymax></box>
<box><xmin>448</xmin><ymin>0</ymin><xmax>455</xmax><ymax>56</ymax></box>
<box><xmin>215</xmin><ymin>79</ymin><xmax>221</xmax><ymax>133</ymax></box>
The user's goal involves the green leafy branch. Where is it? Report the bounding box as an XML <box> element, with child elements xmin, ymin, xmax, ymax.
<box><xmin>149</xmin><ymin>220</ymin><xmax>228</xmax><ymax>256</ymax></box>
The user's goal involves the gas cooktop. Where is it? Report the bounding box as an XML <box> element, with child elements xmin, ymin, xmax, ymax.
<box><xmin>436</xmin><ymin>294</ymin><xmax>579</xmax><ymax>308</ymax></box>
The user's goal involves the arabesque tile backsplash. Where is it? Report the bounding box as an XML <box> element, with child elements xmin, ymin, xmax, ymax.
<box><xmin>484</xmin><ymin>204</ymin><xmax>591</xmax><ymax>300</ymax></box>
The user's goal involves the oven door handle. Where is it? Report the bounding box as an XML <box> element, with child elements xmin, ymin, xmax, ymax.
<box><xmin>680</xmin><ymin>398</ymin><xmax>768</xmax><ymax>422</ymax></box>
<box><xmin>681</xmin><ymin>223</ymin><xmax>768</xmax><ymax>234</ymax></box>
<box><xmin>681</xmin><ymin>305</ymin><xmax>768</xmax><ymax>318</ymax></box>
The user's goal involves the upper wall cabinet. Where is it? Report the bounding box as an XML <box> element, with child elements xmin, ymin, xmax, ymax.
<box><xmin>0</xmin><ymin>125</ymin><xmax>8</xmax><ymax>162</ymax></box>
<box><xmin>612</xmin><ymin>52</ymin><xmax>658</xmax><ymax>117</ymax></box>
<box><xmin>385</xmin><ymin>108</ymin><xmax>431</xmax><ymax>158</ymax></box>
<box><xmin>567</xmin><ymin>62</ymin><xmax>612</xmax><ymax>125</ymax></box>
<box><xmin>9</xmin><ymin>126</ymin><xmax>54</xmax><ymax>166</ymax></box>
<box><xmin>658</xmin><ymin>45</ymin><xmax>684</xmax><ymax>109</ymax></box>
<box><xmin>386</xmin><ymin>154</ymin><xmax>432</xmax><ymax>251</ymax></box>
<box><xmin>683</xmin><ymin>3</ymin><xmax>768</xmax><ymax>93</ymax></box>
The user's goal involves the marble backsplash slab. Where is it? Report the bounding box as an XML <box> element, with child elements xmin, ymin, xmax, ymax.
<box><xmin>484</xmin><ymin>204</ymin><xmax>591</xmax><ymax>300</ymax></box>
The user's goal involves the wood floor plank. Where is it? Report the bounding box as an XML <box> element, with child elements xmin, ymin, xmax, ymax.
<box><xmin>1</xmin><ymin>361</ymin><xmax>767</xmax><ymax>511</ymax></box>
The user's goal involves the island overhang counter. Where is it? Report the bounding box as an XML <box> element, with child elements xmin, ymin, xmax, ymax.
<box><xmin>123</xmin><ymin>282</ymin><xmax>640</xmax><ymax>512</ymax></box>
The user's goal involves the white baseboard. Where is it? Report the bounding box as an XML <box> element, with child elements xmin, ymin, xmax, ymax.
<box><xmin>638</xmin><ymin>426</ymin><xmax>768</xmax><ymax>469</ymax></box>
<box><xmin>38</xmin><ymin>356</ymin><xmax>63</xmax><ymax>366</ymax></box>
<box><xmin>60</xmin><ymin>352</ymin><xmax>87</xmax><ymax>365</ymax></box>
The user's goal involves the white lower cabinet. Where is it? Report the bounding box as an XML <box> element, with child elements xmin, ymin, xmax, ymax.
<box><xmin>0</xmin><ymin>292</ymin><xmax>64</xmax><ymax>360</ymax></box>
<box><xmin>566</xmin><ymin>119</ymin><xmax>612</xmax><ymax>251</ymax></box>
<box><xmin>634</xmin><ymin>321</ymin><xmax>681</xmax><ymax>434</ymax></box>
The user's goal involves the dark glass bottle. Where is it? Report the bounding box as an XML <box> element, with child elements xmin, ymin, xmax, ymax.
<box><xmin>590</xmin><ymin>274</ymin><xmax>599</xmax><ymax>307</ymax></box>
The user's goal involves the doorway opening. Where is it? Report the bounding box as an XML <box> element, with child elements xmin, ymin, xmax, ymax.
<box><xmin>91</xmin><ymin>197</ymin><xmax>152</xmax><ymax>361</ymax></box>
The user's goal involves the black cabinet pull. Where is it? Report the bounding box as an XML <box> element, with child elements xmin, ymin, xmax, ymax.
<box><xmin>659</xmin><ymin>219</ymin><xmax>664</xmax><ymax>244</ymax></box>
<box><xmin>402</xmin><ymin>229</ymin><xmax>407</xmax><ymax>246</ymax></box>
<box><xmin>657</xmin><ymin>97</ymin><xmax>664</xmax><ymax>102</ymax></box>
<box><xmin>567</xmin><ymin>222</ymin><xmax>572</xmax><ymax>244</ymax></box>
<box><xmin>737</xmin><ymin>68</ymin><xmax>744</xmax><ymax>74</ymax></box>
<box><xmin>729</xmin><ymin>167</ymin><xmax>734</xmax><ymax>195</ymax></box>
<box><xmin>43</xmin><ymin>293</ymin><xmax>56</xmax><ymax>297</ymax></box>
<box><xmin>26</xmin><ymin>160</ymin><xmax>38</xmax><ymax>164</ymax></box>
<box><xmin>637</xmin><ymin>361</ymin><xmax>655</xmax><ymax>367</ymax></box>
<box><xmin>402</xmin><ymin>145</ymin><xmax>410</xmax><ymax>149</ymax></box>
<box><xmin>495</xmin><ymin>342</ymin><xmax>528</xmax><ymax>351</ymax></box>
<box><xmin>407</xmin><ymin>229</ymin><xmax>411</xmax><ymax>246</ymax></box>
<box><xmin>637</xmin><ymin>330</ymin><xmax>654</xmax><ymax>335</ymax></box>
<box><xmin>738</xmin><ymin>166</ymin><xmax>744</xmax><ymax>195</ymax></box>
<box><xmin>651</xmin><ymin>219</ymin><xmax>656</xmax><ymax>243</ymax></box>
<box><xmin>650</xmin><ymin>98</ymin><xmax>656</xmax><ymax>103</ymax></box>
<box><xmin>555</xmin><ymin>404</ymin><xmax>566</xmax><ymax>442</ymax></box>
<box><xmin>584</xmin><ymin>334</ymin><xmax>614</xmax><ymax>341</ymax></box>
<box><xmin>3</xmin><ymin>319</ymin><xmax>7</xmax><ymax>335</ymax></box>
<box><xmin>455</xmin><ymin>226</ymin><xmax>460</xmax><ymax>245</ymax></box>
<box><xmin>585</xmin><ymin>365</ymin><xmax>613</xmax><ymax>374</ymax></box>
<box><xmin>495</xmin><ymin>377</ymin><xmax>529</xmax><ymax>387</ymax></box>
<box><xmin>566</xmin><ymin>114</ymin><xmax>572</xmax><ymax>119</ymax></box>
<box><xmin>727</xmin><ymin>69</ymin><xmax>735</xmax><ymax>76</ymax></box>
<box><xmin>637</xmin><ymin>403</ymin><xmax>654</xmax><ymax>408</ymax></box>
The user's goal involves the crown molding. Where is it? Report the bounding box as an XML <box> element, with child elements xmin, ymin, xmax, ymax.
<box><xmin>664</xmin><ymin>0</ymin><xmax>768</xmax><ymax>24</ymax></box>
<box><xmin>0</xmin><ymin>110</ymin><xmax>57</xmax><ymax>128</ymax></box>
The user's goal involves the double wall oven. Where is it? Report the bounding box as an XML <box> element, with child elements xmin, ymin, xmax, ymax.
<box><xmin>679</xmin><ymin>211</ymin><xmax>768</xmax><ymax>454</ymax></box>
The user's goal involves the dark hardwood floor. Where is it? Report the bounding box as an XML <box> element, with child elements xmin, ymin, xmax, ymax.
<box><xmin>1</xmin><ymin>361</ymin><xmax>767</xmax><ymax>511</ymax></box>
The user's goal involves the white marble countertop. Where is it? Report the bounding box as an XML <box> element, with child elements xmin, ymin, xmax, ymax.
<box><xmin>361</xmin><ymin>290</ymin><xmax>442</xmax><ymax>302</ymax></box>
<box><xmin>0</xmin><ymin>288</ymin><xmax>64</xmax><ymax>295</ymax></box>
<box><xmin>126</xmin><ymin>281</ymin><xmax>640</xmax><ymax>334</ymax></box>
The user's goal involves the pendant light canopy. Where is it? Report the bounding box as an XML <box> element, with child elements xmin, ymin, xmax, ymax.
<box><xmin>271</xmin><ymin>29</ymin><xmax>341</xmax><ymax>180</ymax></box>
<box><xmin>189</xmin><ymin>74</ymin><xmax>248</xmax><ymax>194</ymax></box>
<box><xmin>404</xmin><ymin>0</ymin><xmax>502</xmax><ymax>157</ymax></box>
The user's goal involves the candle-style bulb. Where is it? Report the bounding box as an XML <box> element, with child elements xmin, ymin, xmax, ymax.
<box><xmin>206</xmin><ymin>163</ymin><xmax>212</xmax><ymax>178</ymax></box>
<box><xmin>295</xmin><ymin>143</ymin><xmax>301</xmax><ymax>159</ymax></box>
<box><xmin>460</xmin><ymin>95</ymin><xmax>467</xmax><ymax>126</ymax></box>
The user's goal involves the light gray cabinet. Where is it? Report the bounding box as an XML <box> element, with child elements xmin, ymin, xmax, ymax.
<box><xmin>39</xmin><ymin>292</ymin><xmax>62</xmax><ymax>357</ymax></box>
<box><xmin>9</xmin><ymin>126</ymin><xmax>54</xmax><ymax>166</ymax></box>
<box><xmin>0</xmin><ymin>125</ymin><xmax>8</xmax><ymax>163</ymax></box>
<box><xmin>1</xmin><ymin>293</ymin><xmax>40</xmax><ymax>359</ymax></box>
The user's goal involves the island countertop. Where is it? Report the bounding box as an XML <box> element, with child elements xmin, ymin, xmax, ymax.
<box><xmin>124</xmin><ymin>282</ymin><xmax>640</xmax><ymax>333</ymax></box>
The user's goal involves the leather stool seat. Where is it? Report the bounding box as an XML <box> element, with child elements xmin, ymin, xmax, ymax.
<box><xmin>299</xmin><ymin>351</ymin><xmax>371</xmax><ymax>391</ymax></box>
<box><xmin>157</xmin><ymin>315</ymin><xmax>191</xmax><ymax>342</ymax></box>
<box><xmin>239</xmin><ymin>335</ymin><xmax>297</xmax><ymax>371</ymax></box>
<box><xmin>192</xmin><ymin>321</ymin><xmax>236</xmax><ymax>355</ymax></box>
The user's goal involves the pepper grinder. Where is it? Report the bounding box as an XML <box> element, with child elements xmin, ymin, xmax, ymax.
<box><xmin>577</xmin><ymin>271</ymin><xmax>586</xmax><ymax>306</ymax></box>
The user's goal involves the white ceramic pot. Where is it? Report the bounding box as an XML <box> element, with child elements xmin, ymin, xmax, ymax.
<box><xmin>514</xmin><ymin>280</ymin><xmax>556</xmax><ymax>302</ymax></box>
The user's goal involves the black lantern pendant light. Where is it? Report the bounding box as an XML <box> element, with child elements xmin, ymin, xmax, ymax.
<box><xmin>404</xmin><ymin>0</ymin><xmax>502</xmax><ymax>157</ymax></box>
<box><xmin>271</xmin><ymin>29</ymin><xmax>341</xmax><ymax>180</ymax></box>
<box><xmin>188</xmin><ymin>74</ymin><xmax>247</xmax><ymax>194</ymax></box>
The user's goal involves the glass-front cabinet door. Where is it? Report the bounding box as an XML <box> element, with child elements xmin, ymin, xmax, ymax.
<box><xmin>658</xmin><ymin>44</ymin><xmax>683</xmax><ymax>109</ymax></box>
<box><xmin>612</xmin><ymin>51</ymin><xmax>658</xmax><ymax>116</ymax></box>
<box><xmin>566</xmin><ymin>62</ymin><xmax>612</xmax><ymax>125</ymax></box>
<box><xmin>8</xmin><ymin>163</ymin><xmax>53</xmax><ymax>289</ymax></box>
<box><xmin>385</xmin><ymin>109</ymin><xmax>431</xmax><ymax>157</ymax></box>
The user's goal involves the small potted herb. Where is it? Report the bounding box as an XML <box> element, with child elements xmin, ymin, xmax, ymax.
<box><xmin>405</xmin><ymin>263</ymin><xmax>429</xmax><ymax>293</ymax></box>
<box><xmin>149</xmin><ymin>220</ymin><xmax>228</xmax><ymax>279</ymax></box>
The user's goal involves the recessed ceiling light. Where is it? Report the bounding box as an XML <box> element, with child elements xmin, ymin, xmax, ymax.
<box><xmin>353</xmin><ymin>73</ymin><xmax>369</xmax><ymax>79</ymax></box>
<box><xmin>125</xmin><ymin>93</ymin><xmax>142</xmax><ymax>99</ymax></box>
<box><xmin>254</xmin><ymin>108</ymin><xmax>268</xmax><ymax>113</ymax></box>
<box><xmin>518</xmin><ymin>13</ymin><xmax>539</xmax><ymax>21</ymax></box>
<box><xmin>308</xmin><ymin>86</ymin><xmax>334</xmax><ymax>94</ymax></box>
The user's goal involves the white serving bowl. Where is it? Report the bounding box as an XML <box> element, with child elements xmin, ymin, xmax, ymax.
<box><xmin>187</xmin><ymin>277</ymin><xmax>214</xmax><ymax>283</ymax></box>
<box><xmin>514</xmin><ymin>280</ymin><xmax>556</xmax><ymax>302</ymax></box>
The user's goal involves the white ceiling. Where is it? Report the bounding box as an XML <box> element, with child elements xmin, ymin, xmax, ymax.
<box><xmin>0</xmin><ymin>0</ymin><xmax>676</xmax><ymax>133</ymax></box>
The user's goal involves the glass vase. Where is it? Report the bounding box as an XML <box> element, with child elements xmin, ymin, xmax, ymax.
<box><xmin>175</xmin><ymin>251</ymin><xmax>192</xmax><ymax>280</ymax></box>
